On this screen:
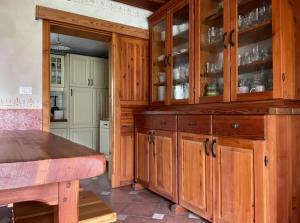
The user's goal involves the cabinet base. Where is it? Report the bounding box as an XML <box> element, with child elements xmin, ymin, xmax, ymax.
<box><xmin>170</xmin><ymin>204</ymin><xmax>188</xmax><ymax>215</ymax></box>
<box><xmin>132</xmin><ymin>183</ymin><xmax>145</xmax><ymax>191</ymax></box>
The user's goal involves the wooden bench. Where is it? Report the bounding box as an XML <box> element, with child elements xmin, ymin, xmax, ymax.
<box><xmin>13</xmin><ymin>190</ymin><xmax>116</xmax><ymax>223</ymax></box>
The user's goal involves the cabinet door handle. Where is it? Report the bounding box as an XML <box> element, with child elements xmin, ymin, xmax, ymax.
<box><xmin>167</xmin><ymin>54</ymin><xmax>172</xmax><ymax>66</ymax></box>
<box><xmin>229</xmin><ymin>29</ymin><xmax>235</xmax><ymax>47</ymax></box>
<box><xmin>148</xmin><ymin>133</ymin><xmax>152</xmax><ymax>144</ymax></box>
<box><xmin>223</xmin><ymin>32</ymin><xmax>228</xmax><ymax>49</ymax></box>
<box><xmin>204</xmin><ymin>138</ymin><xmax>210</xmax><ymax>156</ymax></box>
<box><xmin>160</xmin><ymin>120</ymin><xmax>167</xmax><ymax>126</ymax></box>
<box><xmin>88</xmin><ymin>79</ymin><xmax>91</xmax><ymax>86</ymax></box>
<box><xmin>151</xmin><ymin>131</ymin><xmax>155</xmax><ymax>144</ymax></box>
<box><xmin>71</xmin><ymin>88</ymin><xmax>73</xmax><ymax>96</ymax></box>
<box><xmin>231</xmin><ymin>123</ymin><xmax>239</xmax><ymax>129</ymax></box>
<box><xmin>211</xmin><ymin>139</ymin><xmax>217</xmax><ymax>158</ymax></box>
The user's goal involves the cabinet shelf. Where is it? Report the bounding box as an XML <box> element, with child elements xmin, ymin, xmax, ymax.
<box><xmin>173</xmin><ymin>30</ymin><xmax>189</xmax><ymax>46</ymax></box>
<box><xmin>238</xmin><ymin>20</ymin><xmax>272</xmax><ymax>47</ymax></box>
<box><xmin>173</xmin><ymin>79</ymin><xmax>189</xmax><ymax>85</ymax></box>
<box><xmin>200</xmin><ymin>70</ymin><xmax>224</xmax><ymax>77</ymax></box>
<box><xmin>238</xmin><ymin>59</ymin><xmax>272</xmax><ymax>75</ymax></box>
<box><xmin>173</xmin><ymin>50</ymin><xmax>189</xmax><ymax>57</ymax></box>
<box><xmin>154</xmin><ymin>82</ymin><xmax>167</xmax><ymax>86</ymax></box>
<box><xmin>201</xmin><ymin>40</ymin><xmax>224</xmax><ymax>53</ymax></box>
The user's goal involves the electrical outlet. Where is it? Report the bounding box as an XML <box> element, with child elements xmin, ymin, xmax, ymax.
<box><xmin>19</xmin><ymin>86</ymin><xmax>33</xmax><ymax>95</ymax></box>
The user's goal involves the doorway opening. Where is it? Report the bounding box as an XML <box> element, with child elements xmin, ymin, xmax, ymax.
<box><xmin>44</xmin><ymin>21</ymin><xmax>114</xmax><ymax>178</ymax></box>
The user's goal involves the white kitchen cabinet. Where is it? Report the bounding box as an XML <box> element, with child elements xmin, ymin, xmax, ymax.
<box><xmin>96</xmin><ymin>89</ymin><xmax>109</xmax><ymax>125</ymax></box>
<box><xmin>70</xmin><ymin>87</ymin><xmax>97</xmax><ymax>128</ymax></box>
<box><xmin>70</xmin><ymin>54</ymin><xmax>90</xmax><ymax>87</ymax></box>
<box><xmin>69</xmin><ymin>128</ymin><xmax>98</xmax><ymax>151</ymax></box>
<box><xmin>51</xmin><ymin>128</ymin><xmax>68</xmax><ymax>139</ymax></box>
<box><xmin>50</xmin><ymin>54</ymin><xmax>64</xmax><ymax>91</ymax></box>
<box><xmin>90</xmin><ymin>57</ymin><xmax>108</xmax><ymax>88</ymax></box>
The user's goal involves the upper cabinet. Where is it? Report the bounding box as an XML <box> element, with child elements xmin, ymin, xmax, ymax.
<box><xmin>150</xmin><ymin>0</ymin><xmax>194</xmax><ymax>105</ymax></box>
<box><xmin>230</xmin><ymin>0</ymin><xmax>275</xmax><ymax>101</ymax></box>
<box><xmin>149</xmin><ymin>0</ymin><xmax>298</xmax><ymax>105</ymax></box>
<box><xmin>69</xmin><ymin>54</ymin><xmax>108</xmax><ymax>89</ymax></box>
<box><xmin>50</xmin><ymin>54</ymin><xmax>65</xmax><ymax>91</ymax></box>
<box><xmin>116</xmin><ymin>35</ymin><xmax>149</xmax><ymax>106</ymax></box>
<box><xmin>195</xmin><ymin>0</ymin><xmax>230</xmax><ymax>103</ymax></box>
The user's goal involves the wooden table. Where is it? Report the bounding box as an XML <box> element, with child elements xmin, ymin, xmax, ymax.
<box><xmin>0</xmin><ymin>131</ymin><xmax>106</xmax><ymax>223</ymax></box>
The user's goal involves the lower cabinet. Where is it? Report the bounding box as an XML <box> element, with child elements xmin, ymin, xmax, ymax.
<box><xmin>213</xmin><ymin>137</ymin><xmax>267</xmax><ymax>223</ymax></box>
<box><xmin>69</xmin><ymin>128</ymin><xmax>98</xmax><ymax>151</ymax></box>
<box><xmin>135</xmin><ymin>128</ymin><xmax>178</xmax><ymax>203</ymax></box>
<box><xmin>135</xmin><ymin>128</ymin><xmax>150</xmax><ymax>187</ymax></box>
<box><xmin>150</xmin><ymin>130</ymin><xmax>177</xmax><ymax>202</ymax></box>
<box><xmin>178</xmin><ymin>132</ymin><xmax>213</xmax><ymax>221</ymax></box>
<box><xmin>51</xmin><ymin>128</ymin><xmax>68</xmax><ymax>139</ymax></box>
<box><xmin>135</xmin><ymin>114</ymin><xmax>270</xmax><ymax>223</ymax></box>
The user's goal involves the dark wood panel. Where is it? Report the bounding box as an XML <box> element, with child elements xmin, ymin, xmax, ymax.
<box><xmin>178</xmin><ymin>115</ymin><xmax>211</xmax><ymax>135</ymax></box>
<box><xmin>213</xmin><ymin>115</ymin><xmax>265</xmax><ymax>139</ymax></box>
<box><xmin>135</xmin><ymin>115</ymin><xmax>177</xmax><ymax>131</ymax></box>
<box><xmin>113</xmin><ymin>0</ymin><xmax>169</xmax><ymax>11</ymax></box>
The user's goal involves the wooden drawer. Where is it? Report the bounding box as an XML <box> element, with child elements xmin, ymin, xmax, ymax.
<box><xmin>213</xmin><ymin>115</ymin><xmax>265</xmax><ymax>139</ymax></box>
<box><xmin>135</xmin><ymin>115</ymin><xmax>177</xmax><ymax>131</ymax></box>
<box><xmin>178</xmin><ymin>115</ymin><xmax>211</xmax><ymax>135</ymax></box>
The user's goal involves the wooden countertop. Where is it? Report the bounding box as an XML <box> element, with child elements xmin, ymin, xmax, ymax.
<box><xmin>134</xmin><ymin>99</ymin><xmax>300</xmax><ymax>115</ymax></box>
<box><xmin>0</xmin><ymin>130</ymin><xmax>106</xmax><ymax>190</ymax></box>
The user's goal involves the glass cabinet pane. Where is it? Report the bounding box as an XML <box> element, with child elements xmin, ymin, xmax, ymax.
<box><xmin>199</xmin><ymin>0</ymin><xmax>225</xmax><ymax>99</ymax></box>
<box><xmin>237</xmin><ymin>0</ymin><xmax>273</xmax><ymax>94</ymax></box>
<box><xmin>172</xmin><ymin>5</ymin><xmax>190</xmax><ymax>100</ymax></box>
<box><xmin>51</xmin><ymin>62</ymin><xmax>56</xmax><ymax>84</ymax></box>
<box><xmin>151</xmin><ymin>20</ymin><xmax>167</xmax><ymax>102</ymax></box>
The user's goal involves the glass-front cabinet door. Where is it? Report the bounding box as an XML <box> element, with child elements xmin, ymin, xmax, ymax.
<box><xmin>150</xmin><ymin>18</ymin><xmax>169</xmax><ymax>104</ymax></box>
<box><xmin>50</xmin><ymin>54</ymin><xmax>64</xmax><ymax>89</ymax></box>
<box><xmin>195</xmin><ymin>0</ymin><xmax>230</xmax><ymax>103</ymax></box>
<box><xmin>231</xmin><ymin>0</ymin><xmax>274</xmax><ymax>100</ymax></box>
<box><xmin>170</xmin><ymin>0</ymin><xmax>194</xmax><ymax>104</ymax></box>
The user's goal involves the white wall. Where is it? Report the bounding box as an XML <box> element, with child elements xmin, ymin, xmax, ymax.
<box><xmin>0</xmin><ymin>0</ymin><xmax>151</xmax><ymax>109</ymax></box>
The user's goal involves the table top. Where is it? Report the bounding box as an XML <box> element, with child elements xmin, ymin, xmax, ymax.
<box><xmin>0</xmin><ymin>130</ymin><xmax>100</xmax><ymax>163</ymax></box>
<box><xmin>0</xmin><ymin>131</ymin><xmax>106</xmax><ymax>190</ymax></box>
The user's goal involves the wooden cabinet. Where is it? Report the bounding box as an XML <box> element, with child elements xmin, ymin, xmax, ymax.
<box><xmin>149</xmin><ymin>0</ymin><xmax>194</xmax><ymax>105</ymax></box>
<box><xmin>150</xmin><ymin>130</ymin><xmax>177</xmax><ymax>202</ymax></box>
<box><xmin>135</xmin><ymin>128</ymin><xmax>151</xmax><ymax>187</ymax></box>
<box><xmin>50</xmin><ymin>54</ymin><xmax>65</xmax><ymax>91</ymax></box>
<box><xmin>212</xmin><ymin>137</ymin><xmax>267</xmax><ymax>223</ymax></box>
<box><xmin>150</xmin><ymin>0</ymin><xmax>299</xmax><ymax>104</ymax></box>
<box><xmin>135</xmin><ymin>116</ymin><xmax>178</xmax><ymax>202</ymax></box>
<box><xmin>116</xmin><ymin>35</ymin><xmax>149</xmax><ymax>106</ymax></box>
<box><xmin>178</xmin><ymin>132</ymin><xmax>213</xmax><ymax>221</ymax></box>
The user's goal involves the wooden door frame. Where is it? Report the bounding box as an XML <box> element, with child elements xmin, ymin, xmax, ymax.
<box><xmin>39</xmin><ymin>6</ymin><xmax>149</xmax><ymax>187</ymax></box>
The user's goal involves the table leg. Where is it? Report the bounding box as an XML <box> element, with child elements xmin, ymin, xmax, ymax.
<box><xmin>58</xmin><ymin>180</ymin><xmax>79</xmax><ymax>223</ymax></box>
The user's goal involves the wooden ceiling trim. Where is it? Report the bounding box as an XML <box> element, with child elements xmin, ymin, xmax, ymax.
<box><xmin>113</xmin><ymin>0</ymin><xmax>169</xmax><ymax>11</ymax></box>
<box><xmin>36</xmin><ymin>6</ymin><xmax>149</xmax><ymax>39</ymax></box>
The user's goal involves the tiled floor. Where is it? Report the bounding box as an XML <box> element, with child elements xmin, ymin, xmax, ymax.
<box><xmin>0</xmin><ymin>174</ymin><xmax>209</xmax><ymax>223</ymax></box>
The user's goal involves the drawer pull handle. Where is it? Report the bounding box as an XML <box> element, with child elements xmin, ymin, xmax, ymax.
<box><xmin>160</xmin><ymin>120</ymin><xmax>167</xmax><ymax>125</ymax></box>
<box><xmin>211</xmin><ymin>139</ymin><xmax>217</xmax><ymax>158</ymax></box>
<box><xmin>204</xmin><ymin>138</ymin><xmax>210</xmax><ymax>156</ymax></box>
<box><xmin>188</xmin><ymin>121</ymin><xmax>197</xmax><ymax>127</ymax></box>
<box><xmin>231</xmin><ymin>123</ymin><xmax>239</xmax><ymax>129</ymax></box>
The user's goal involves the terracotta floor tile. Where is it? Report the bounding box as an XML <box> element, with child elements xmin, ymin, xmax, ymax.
<box><xmin>0</xmin><ymin>173</ymin><xmax>209</xmax><ymax>223</ymax></box>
